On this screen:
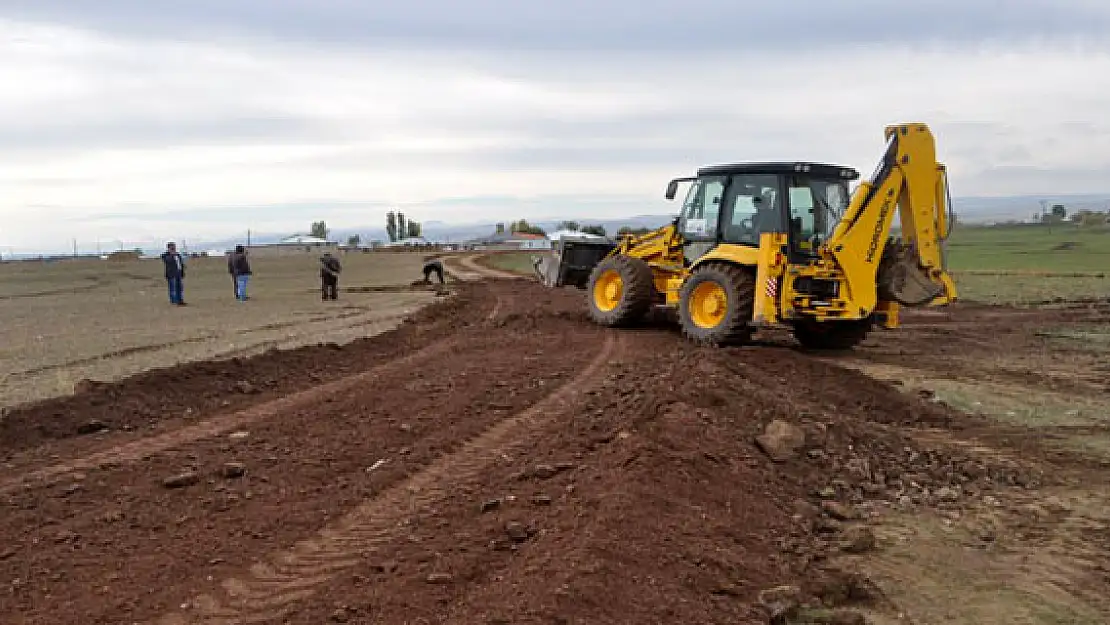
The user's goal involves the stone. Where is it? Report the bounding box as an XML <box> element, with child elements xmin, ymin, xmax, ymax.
<box><xmin>163</xmin><ymin>472</ymin><xmax>200</xmax><ymax>489</ymax></box>
<box><xmin>234</xmin><ymin>380</ymin><xmax>257</xmax><ymax>394</ymax></box>
<box><xmin>531</xmin><ymin>464</ymin><xmax>558</xmax><ymax>479</ymax></box>
<box><xmin>758</xmin><ymin>584</ymin><xmax>801</xmax><ymax>621</ymax></box>
<box><xmin>77</xmin><ymin>420</ymin><xmax>108</xmax><ymax>435</ymax></box>
<box><xmin>935</xmin><ymin>487</ymin><xmax>959</xmax><ymax>502</ymax></box>
<box><xmin>222</xmin><ymin>463</ymin><xmax>247</xmax><ymax>479</ymax></box>
<box><xmin>844</xmin><ymin>458</ymin><xmax>872</xmax><ymax>481</ymax></box>
<box><xmin>505</xmin><ymin>522</ymin><xmax>532</xmax><ymax>543</ymax></box>
<box><xmin>480</xmin><ymin>499</ymin><xmax>502</xmax><ymax>513</ymax></box>
<box><xmin>426</xmin><ymin>572</ymin><xmax>453</xmax><ymax>584</ymax></box>
<box><xmin>814</xmin><ymin>518</ymin><xmax>843</xmax><ymax>534</ymax></box>
<box><xmin>531</xmin><ymin>494</ymin><xmax>553</xmax><ymax>506</ymax></box>
<box><xmin>755</xmin><ymin>420</ymin><xmax>806</xmax><ymax>462</ymax></box>
<box><xmin>840</xmin><ymin>526</ymin><xmax>877</xmax><ymax>554</ymax></box>
<box><xmin>821</xmin><ymin>501</ymin><xmax>860</xmax><ymax>521</ymax></box>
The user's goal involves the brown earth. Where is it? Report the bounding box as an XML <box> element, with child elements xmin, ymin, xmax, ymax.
<box><xmin>1</xmin><ymin>265</ymin><xmax>1108</xmax><ymax>625</ymax></box>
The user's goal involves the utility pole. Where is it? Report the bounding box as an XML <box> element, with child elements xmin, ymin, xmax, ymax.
<box><xmin>72</xmin><ymin>238</ymin><xmax>77</xmax><ymax>257</ymax></box>
<box><xmin>247</xmin><ymin>229</ymin><xmax>252</xmax><ymax>246</ymax></box>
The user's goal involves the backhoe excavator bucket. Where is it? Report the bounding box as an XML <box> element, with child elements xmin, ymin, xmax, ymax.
<box><xmin>878</xmin><ymin>241</ymin><xmax>947</xmax><ymax>305</ymax></box>
<box><xmin>532</xmin><ymin>237</ymin><xmax>617</xmax><ymax>288</ymax></box>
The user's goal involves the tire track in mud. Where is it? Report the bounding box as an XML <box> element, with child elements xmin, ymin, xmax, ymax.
<box><xmin>0</xmin><ymin>338</ymin><xmax>460</xmax><ymax>496</ymax></box>
<box><xmin>153</xmin><ymin>333</ymin><xmax>619</xmax><ymax>625</ymax></box>
<box><xmin>463</xmin><ymin>253</ymin><xmax>525</xmax><ymax>279</ymax></box>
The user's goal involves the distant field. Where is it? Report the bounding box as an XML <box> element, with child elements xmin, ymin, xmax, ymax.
<box><xmin>0</xmin><ymin>252</ymin><xmax>436</xmax><ymax>409</ymax></box>
<box><xmin>945</xmin><ymin>223</ymin><xmax>1110</xmax><ymax>273</ymax></box>
<box><xmin>478</xmin><ymin>252</ymin><xmax>539</xmax><ymax>276</ymax></box>
<box><xmin>483</xmin><ymin>223</ymin><xmax>1110</xmax><ymax>304</ymax></box>
<box><xmin>945</xmin><ymin>224</ymin><xmax>1110</xmax><ymax>303</ymax></box>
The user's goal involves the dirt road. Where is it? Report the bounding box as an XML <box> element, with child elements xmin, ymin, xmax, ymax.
<box><xmin>2</xmin><ymin>260</ymin><xmax>1109</xmax><ymax>624</ymax></box>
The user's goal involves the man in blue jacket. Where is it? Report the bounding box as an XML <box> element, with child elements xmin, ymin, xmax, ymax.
<box><xmin>161</xmin><ymin>242</ymin><xmax>187</xmax><ymax>305</ymax></box>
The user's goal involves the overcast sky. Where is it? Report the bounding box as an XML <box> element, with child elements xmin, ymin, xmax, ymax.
<box><xmin>1</xmin><ymin>1</ymin><xmax>1109</xmax><ymax>251</ymax></box>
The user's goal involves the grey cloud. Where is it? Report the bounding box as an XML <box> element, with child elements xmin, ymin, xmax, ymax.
<box><xmin>968</xmin><ymin>165</ymin><xmax>1110</xmax><ymax>195</ymax></box>
<box><xmin>0</xmin><ymin>115</ymin><xmax>337</xmax><ymax>153</ymax></box>
<box><xmin>4</xmin><ymin>0</ymin><xmax>1109</xmax><ymax>51</ymax></box>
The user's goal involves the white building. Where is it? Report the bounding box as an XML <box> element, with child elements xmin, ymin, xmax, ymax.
<box><xmin>546</xmin><ymin>229</ymin><xmax>609</xmax><ymax>243</ymax></box>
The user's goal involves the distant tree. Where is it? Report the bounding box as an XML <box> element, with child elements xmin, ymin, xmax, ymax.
<box><xmin>618</xmin><ymin>226</ymin><xmax>653</xmax><ymax>236</ymax></box>
<box><xmin>397</xmin><ymin>212</ymin><xmax>408</xmax><ymax>240</ymax></box>
<box><xmin>495</xmin><ymin>222</ymin><xmax>506</xmax><ymax>234</ymax></box>
<box><xmin>311</xmin><ymin>221</ymin><xmax>328</xmax><ymax>239</ymax></box>
<box><xmin>407</xmin><ymin>220</ymin><xmax>422</xmax><ymax>238</ymax></box>
<box><xmin>347</xmin><ymin>234</ymin><xmax>361</xmax><ymax>247</ymax></box>
<box><xmin>1076</xmin><ymin>210</ymin><xmax>1108</xmax><ymax>227</ymax></box>
<box><xmin>386</xmin><ymin>211</ymin><xmax>398</xmax><ymax>242</ymax></box>
<box><xmin>510</xmin><ymin>219</ymin><xmax>545</xmax><ymax>236</ymax></box>
<box><xmin>580</xmin><ymin>224</ymin><xmax>606</xmax><ymax>237</ymax></box>
<box><xmin>557</xmin><ymin>220</ymin><xmax>580</xmax><ymax>232</ymax></box>
<box><xmin>1051</xmin><ymin>204</ymin><xmax>1067</xmax><ymax>220</ymax></box>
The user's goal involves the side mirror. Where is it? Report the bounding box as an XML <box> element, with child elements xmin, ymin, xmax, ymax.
<box><xmin>665</xmin><ymin>180</ymin><xmax>679</xmax><ymax>200</ymax></box>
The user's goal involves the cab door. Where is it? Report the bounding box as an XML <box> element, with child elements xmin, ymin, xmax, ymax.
<box><xmin>676</xmin><ymin>175</ymin><xmax>727</xmax><ymax>263</ymax></box>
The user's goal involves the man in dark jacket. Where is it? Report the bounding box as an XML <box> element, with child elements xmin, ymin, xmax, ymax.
<box><xmin>160</xmin><ymin>242</ymin><xmax>186</xmax><ymax>305</ymax></box>
<box><xmin>422</xmin><ymin>258</ymin><xmax>444</xmax><ymax>284</ymax></box>
<box><xmin>231</xmin><ymin>245</ymin><xmax>252</xmax><ymax>301</ymax></box>
<box><xmin>320</xmin><ymin>252</ymin><xmax>341</xmax><ymax>300</ymax></box>
<box><xmin>227</xmin><ymin>251</ymin><xmax>239</xmax><ymax>298</ymax></box>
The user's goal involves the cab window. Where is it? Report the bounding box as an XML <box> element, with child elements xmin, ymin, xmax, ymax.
<box><xmin>678</xmin><ymin>176</ymin><xmax>725</xmax><ymax>240</ymax></box>
<box><xmin>787</xmin><ymin>176</ymin><xmax>850</xmax><ymax>254</ymax></box>
<box><xmin>722</xmin><ymin>174</ymin><xmax>780</xmax><ymax>246</ymax></box>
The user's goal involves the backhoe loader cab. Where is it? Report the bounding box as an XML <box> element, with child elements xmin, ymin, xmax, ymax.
<box><xmin>555</xmin><ymin>123</ymin><xmax>958</xmax><ymax>350</ymax></box>
<box><xmin>667</xmin><ymin>162</ymin><xmax>859</xmax><ymax>266</ymax></box>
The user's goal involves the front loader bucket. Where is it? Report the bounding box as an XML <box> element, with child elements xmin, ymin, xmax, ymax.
<box><xmin>532</xmin><ymin>238</ymin><xmax>617</xmax><ymax>289</ymax></box>
<box><xmin>532</xmin><ymin>253</ymin><xmax>561</xmax><ymax>286</ymax></box>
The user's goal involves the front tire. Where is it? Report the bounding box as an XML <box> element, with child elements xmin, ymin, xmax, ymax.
<box><xmin>586</xmin><ymin>255</ymin><xmax>655</xmax><ymax>326</ymax></box>
<box><xmin>678</xmin><ymin>264</ymin><xmax>756</xmax><ymax>346</ymax></box>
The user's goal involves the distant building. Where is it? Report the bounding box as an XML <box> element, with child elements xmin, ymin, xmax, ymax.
<box><xmin>383</xmin><ymin>236</ymin><xmax>433</xmax><ymax>248</ymax></box>
<box><xmin>547</xmin><ymin>229</ymin><xmax>609</xmax><ymax>243</ymax></box>
<box><xmin>106</xmin><ymin>250</ymin><xmax>141</xmax><ymax>262</ymax></box>
<box><xmin>247</xmin><ymin>233</ymin><xmax>340</xmax><ymax>257</ymax></box>
<box><xmin>466</xmin><ymin>231</ymin><xmax>552</xmax><ymax>250</ymax></box>
<box><xmin>276</xmin><ymin>234</ymin><xmax>334</xmax><ymax>246</ymax></box>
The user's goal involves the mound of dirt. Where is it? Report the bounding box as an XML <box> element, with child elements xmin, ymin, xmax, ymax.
<box><xmin>0</xmin><ymin>279</ymin><xmax>1054</xmax><ymax>624</ymax></box>
<box><xmin>0</xmin><ymin>283</ymin><xmax>476</xmax><ymax>457</ymax></box>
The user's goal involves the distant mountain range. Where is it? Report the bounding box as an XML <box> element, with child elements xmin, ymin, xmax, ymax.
<box><xmin>6</xmin><ymin>193</ymin><xmax>1108</xmax><ymax>259</ymax></box>
<box><xmin>191</xmin><ymin>214</ymin><xmax>676</xmax><ymax>252</ymax></box>
<box><xmin>191</xmin><ymin>194</ymin><xmax>1109</xmax><ymax>251</ymax></box>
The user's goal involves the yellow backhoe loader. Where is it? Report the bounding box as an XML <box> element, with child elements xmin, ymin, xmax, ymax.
<box><xmin>533</xmin><ymin>122</ymin><xmax>957</xmax><ymax>349</ymax></box>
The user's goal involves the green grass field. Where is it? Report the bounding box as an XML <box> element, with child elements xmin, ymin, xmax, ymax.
<box><xmin>944</xmin><ymin>223</ymin><xmax>1110</xmax><ymax>274</ymax></box>
<box><xmin>482</xmin><ymin>223</ymin><xmax>1110</xmax><ymax>305</ymax></box>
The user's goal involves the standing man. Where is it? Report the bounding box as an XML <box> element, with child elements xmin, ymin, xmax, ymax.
<box><xmin>227</xmin><ymin>251</ymin><xmax>239</xmax><ymax>298</ymax></box>
<box><xmin>231</xmin><ymin>245</ymin><xmax>252</xmax><ymax>301</ymax></box>
<box><xmin>161</xmin><ymin>242</ymin><xmax>187</xmax><ymax>305</ymax></box>
<box><xmin>320</xmin><ymin>252</ymin><xmax>341</xmax><ymax>300</ymax></box>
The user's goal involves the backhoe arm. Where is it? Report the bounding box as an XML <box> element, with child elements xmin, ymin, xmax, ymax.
<box><xmin>825</xmin><ymin>123</ymin><xmax>958</xmax><ymax>312</ymax></box>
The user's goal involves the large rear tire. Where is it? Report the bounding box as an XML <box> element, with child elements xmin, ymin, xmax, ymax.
<box><xmin>791</xmin><ymin>318</ymin><xmax>872</xmax><ymax>351</ymax></box>
<box><xmin>586</xmin><ymin>255</ymin><xmax>655</xmax><ymax>326</ymax></box>
<box><xmin>678</xmin><ymin>263</ymin><xmax>756</xmax><ymax>346</ymax></box>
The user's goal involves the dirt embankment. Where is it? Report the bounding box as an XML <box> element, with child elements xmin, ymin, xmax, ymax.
<box><xmin>0</xmin><ymin>276</ymin><xmax>1105</xmax><ymax>624</ymax></box>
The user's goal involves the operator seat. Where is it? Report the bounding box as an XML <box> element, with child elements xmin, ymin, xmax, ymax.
<box><xmin>752</xmin><ymin>191</ymin><xmax>780</xmax><ymax>237</ymax></box>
